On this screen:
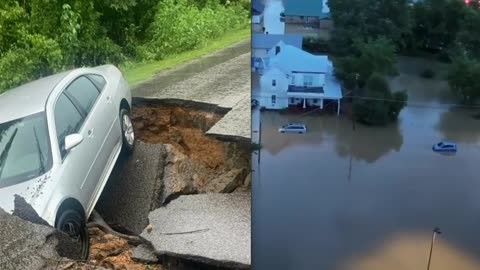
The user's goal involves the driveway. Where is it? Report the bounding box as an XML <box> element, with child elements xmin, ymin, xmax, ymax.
<box><xmin>252</xmin><ymin>57</ymin><xmax>480</xmax><ymax>270</ymax></box>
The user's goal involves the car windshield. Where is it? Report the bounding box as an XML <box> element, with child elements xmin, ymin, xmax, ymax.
<box><xmin>0</xmin><ymin>112</ymin><xmax>52</xmax><ymax>187</ymax></box>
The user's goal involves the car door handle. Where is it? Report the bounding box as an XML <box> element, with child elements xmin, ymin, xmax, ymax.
<box><xmin>87</xmin><ymin>129</ymin><xmax>94</xmax><ymax>138</ymax></box>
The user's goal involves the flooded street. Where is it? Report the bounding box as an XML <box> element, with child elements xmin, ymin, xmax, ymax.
<box><xmin>252</xmin><ymin>57</ymin><xmax>480</xmax><ymax>269</ymax></box>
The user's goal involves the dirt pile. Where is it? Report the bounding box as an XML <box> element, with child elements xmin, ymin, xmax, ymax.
<box><xmin>58</xmin><ymin>228</ymin><xmax>162</xmax><ymax>270</ymax></box>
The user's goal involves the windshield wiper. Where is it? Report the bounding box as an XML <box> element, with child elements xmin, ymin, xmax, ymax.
<box><xmin>33</xmin><ymin>126</ymin><xmax>45</xmax><ymax>174</ymax></box>
<box><xmin>0</xmin><ymin>128</ymin><xmax>19</xmax><ymax>179</ymax></box>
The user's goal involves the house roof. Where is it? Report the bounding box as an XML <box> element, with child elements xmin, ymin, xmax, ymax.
<box><xmin>252</xmin><ymin>34</ymin><xmax>303</xmax><ymax>50</ymax></box>
<box><xmin>252</xmin><ymin>0</ymin><xmax>265</xmax><ymax>13</ymax></box>
<box><xmin>268</xmin><ymin>41</ymin><xmax>329</xmax><ymax>73</ymax></box>
<box><xmin>284</xmin><ymin>0</ymin><xmax>330</xmax><ymax>18</ymax></box>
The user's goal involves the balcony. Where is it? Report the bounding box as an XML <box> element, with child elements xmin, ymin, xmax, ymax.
<box><xmin>288</xmin><ymin>85</ymin><xmax>324</xmax><ymax>93</ymax></box>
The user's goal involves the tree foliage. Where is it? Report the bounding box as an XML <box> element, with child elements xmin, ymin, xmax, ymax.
<box><xmin>410</xmin><ymin>0</ymin><xmax>466</xmax><ymax>52</ymax></box>
<box><xmin>334</xmin><ymin>37</ymin><xmax>397</xmax><ymax>88</ymax></box>
<box><xmin>448</xmin><ymin>56</ymin><xmax>480</xmax><ymax>104</ymax></box>
<box><xmin>353</xmin><ymin>73</ymin><xmax>408</xmax><ymax>125</ymax></box>
<box><xmin>328</xmin><ymin>0</ymin><xmax>411</xmax><ymax>55</ymax></box>
<box><xmin>0</xmin><ymin>0</ymin><xmax>249</xmax><ymax>92</ymax></box>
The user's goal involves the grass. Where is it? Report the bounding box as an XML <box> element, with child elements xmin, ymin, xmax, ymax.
<box><xmin>122</xmin><ymin>26</ymin><xmax>250</xmax><ymax>85</ymax></box>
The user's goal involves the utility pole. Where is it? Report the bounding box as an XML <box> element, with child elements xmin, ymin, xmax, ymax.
<box><xmin>427</xmin><ymin>227</ymin><xmax>442</xmax><ymax>270</ymax></box>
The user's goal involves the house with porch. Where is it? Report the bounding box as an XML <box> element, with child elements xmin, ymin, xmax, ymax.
<box><xmin>258</xmin><ymin>41</ymin><xmax>342</xmax><ymax>115</ymax></box>
<box><xmin>252</xmin><ymin>0</ymin><xmax>265</xmax><ymax>33</ymax></box>
<box><xmin>282</xmin><ymin>0</ymin><xmax>333</xmax><ymax>39</ymax></box>
<box><xmin>252</xmin><ymin>33</ymin><xmax>303</xmax><ymax>72</ymax></box>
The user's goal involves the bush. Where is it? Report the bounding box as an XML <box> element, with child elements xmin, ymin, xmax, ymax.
<box><xmin>303</xmin><ymin>37</ymin><xmax>330</xmax><ymax>54</ymax></box>
<box><xmin>420</xmin><ymin>68</ymin><xmax>436</xmax><ymax>78</ymax></box>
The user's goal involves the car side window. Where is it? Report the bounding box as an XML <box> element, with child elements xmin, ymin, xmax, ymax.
<box><xmin>54</xmin><ymin>94</ymin><xmax>84</xmax><ymax>158</ymax></box>
<box><xmin>65</xmin><ymin>76</ymin><xmax>100</xmax><ymax>115</ymax></box>
<box><xmin>87</xmin><ymin>74</ymin><xmax>106</xmax><ymax>90</ymax></box>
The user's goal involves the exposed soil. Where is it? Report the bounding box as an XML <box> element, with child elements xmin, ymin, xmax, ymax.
<box><xmin>132</xmin><ymin>105</ymin><xmax>226</xmax><ymax>169</ymax></box>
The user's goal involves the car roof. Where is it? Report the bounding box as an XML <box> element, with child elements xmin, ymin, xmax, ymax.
<box><xmin>0</xmin><ymin>71</ymin><xmax>71</xmax><ymax>123</ymax></box>
<box><xmin>440</xmin><ymin>141</ymin><xmax>455</xmax><ymax>145</ymax></box>
<box><xmin>287</xmin><ymin>123</ymin><xmax>306</xmax><ymax>126</ymax></box>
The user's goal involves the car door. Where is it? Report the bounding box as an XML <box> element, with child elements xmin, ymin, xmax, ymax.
<box><xmin>54</xmin><ymin>91</ymin><xmax>98</xmax><ymax>210</ymax></box>
<box><xmin>62</xmin><ymin>76</ymin><xmax>116</xmax><ymax>208</ymax></box>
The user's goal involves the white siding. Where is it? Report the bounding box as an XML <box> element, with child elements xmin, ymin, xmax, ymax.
<box><xmin>252</xmin><ymin>49</ymin><xmax>268</xmax><ymax>58</ymax></box>
<box><xmin>259</xmin><ymin>68</ymin><xmax>289</xmax><ymax>109</ymax></box>
<box><xmin>252</xmin><ymin>14</ymin><xmax>263</xmax><ymax>24</ymax></box>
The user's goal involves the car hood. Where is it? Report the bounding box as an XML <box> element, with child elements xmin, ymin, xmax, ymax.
<box><xmin>0</xmin><ymin>171</ymin><xmax>54</xmax><ymax>224</ymax></box>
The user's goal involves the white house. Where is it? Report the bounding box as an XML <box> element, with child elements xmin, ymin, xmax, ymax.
<box><xmin>252</xmin><ymin>33</ymin><xmax>303</xmax><ymax>72</ymax></box>
<box><xmin>258</xmin><ymin>41</ymin><xmax>343</xmax><ymax>114</ymax></box>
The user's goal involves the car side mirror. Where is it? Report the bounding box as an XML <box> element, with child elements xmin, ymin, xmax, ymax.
<box><xmin>65</xmin><ymin>134</ymin><xmax>83</xmax><ymax>151</ymax></box>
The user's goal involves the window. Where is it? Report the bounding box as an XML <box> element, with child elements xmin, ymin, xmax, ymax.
<box><xmin>303</xmin><ymin>75</ymin><xmax>313</xmax><ymax>86</ymax></box>
<box><xmin>54</xmin><ymin>94</ymin><xmax>84</xmax><ymax>158</ymax></box>
<box><xmin>0</xmin><ymin>112</ymin><xmax>52</xmax><ymax>187</ymax></box>
<box><xmin>272</xmin><ymin>95</ymin><xmax>277</xmax><ymax>104</ymax></box>
<box><xmin>87</xmin><ymin>74</ymin><xmax>106</xmax><ymax>90</ymax></box>
<box><xmin>272</xmin><ymin>80</ymin><xmax>277</xmax><ymax>87</ymax></box>
<box><xmin>291</xmin><ymin>98</ymin><xmax>295</xmax><ymax>103</ymax></box>
<box><xmin>65</xmin><ymin>76</ymin><xmax>100</xmax><ymax>115</ymax></box>
<box><xmin>313</xmin><ymin>99</ymin><xmax>318</xmax><ymax>103</ymax></box>
<box><xmin>291</xmin><ymin>75</ymin><xmax>296</xmax><ymax>85</ymax></box>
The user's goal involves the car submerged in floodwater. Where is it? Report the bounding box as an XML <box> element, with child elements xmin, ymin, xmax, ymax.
<box><xmin>0</xmin><ymin>65</ymin><xmax>135</xmax><ymax>258</ymax></box>
<box><xmin>432</xmin><ymin>141</ymin><xmax>457</xmax><ymax>152</ymax></box>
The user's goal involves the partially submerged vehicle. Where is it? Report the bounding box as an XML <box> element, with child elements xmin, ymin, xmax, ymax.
<box><xmin>432</xmin><ymin>141</ymin><xmax>457</xmax><ymax>152</ymax></box>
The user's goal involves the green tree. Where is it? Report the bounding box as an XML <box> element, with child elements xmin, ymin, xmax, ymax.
<box><xmin>353</xmin><ymin>73</ymin><xmax>408</xmax><ymax>125</ymax></box>
<box><xmin>455</xmin><ymin>7</ymin><xmax>480</xmax><ymax>59</ymax></box>
<box><xmin>410</xmin><ymin>0</ymin><xmax>467</xmax><ymax>53</ymax></box>
<box><xmin>328</xmin><ymin>0</ymin><xmax>411</xmax><ymax>55</ymax></box>
<box><xmin>335</xmin><ymin>37</ymin><xmax>398</xmax><ymax>88</ymax></box>
<box><xmin>448</xmin><ymin>56</ymin><xmax>480</xmax><ymax>104</ymax></box>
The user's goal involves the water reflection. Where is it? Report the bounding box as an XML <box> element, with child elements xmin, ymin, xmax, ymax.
<box><xmin>436</xmin><ymin>107</ymin><xmax>480</xmax><ymax>144</ymax></box>
<box><xmin>261</xmin><ymin>112</ymin><xmax>403</xmax><ymax>163</ymax></box>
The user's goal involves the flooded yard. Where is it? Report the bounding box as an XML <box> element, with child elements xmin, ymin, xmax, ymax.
<box><xmin>252</xmin><ymin>57</ymin><xmax>480</xmax><ymax>269</ymax></box>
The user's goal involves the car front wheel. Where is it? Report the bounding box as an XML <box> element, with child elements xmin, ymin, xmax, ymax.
<box><xmin>120</xmin><ymin>108</ymin><xmax>135</xmax><ymax>155</ymax></box>
<box><xmin>56</xmin><ymin>209</ymin><xmax>89</xmax><ymax>260</ymax></box>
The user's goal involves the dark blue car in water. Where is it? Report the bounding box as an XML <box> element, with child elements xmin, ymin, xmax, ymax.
<box><xmin>432</xmin><ymin>141</ymin><xmax>457</xmax><ymax>152</ymax></box>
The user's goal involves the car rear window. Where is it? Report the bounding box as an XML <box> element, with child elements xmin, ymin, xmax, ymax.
<box><xmin>87</xmin><ymin>74</ymin><xmax>107</xmax><ymax>90</ymax></box>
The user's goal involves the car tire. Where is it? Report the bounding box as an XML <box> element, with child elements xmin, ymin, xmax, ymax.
<box><xmin>120</xmin><ymin>108</ymin><xmax>135</xmax><ymax>155</ymax></box>
<box><xmin>56</xmin><ymin>209</ymin><xmax>89</xmax><ymax>260</ymax></box>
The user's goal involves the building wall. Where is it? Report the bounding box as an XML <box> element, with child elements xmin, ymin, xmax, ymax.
<box><xmin>289</xmin><ymin>73</ymin><xmax>325</xmax><ymax>87</ymax></box>
<box><xmin>284</xmin><ymin>16</ymin><xmax>320</xmax><ymax>24</ymax></box>
<box><xmin>319</xmin><ymin>19</ymin><xmax>333</xmax><ymax>29</ymax></box>
<box><xmin>252</xmin><ymin>48</ymin><xmax>268</xmax><ymax>58</ymax></box>
<box><xmin>259</xmin><ymin>68</ymin><xmax>289</xmax><ymax>109</ymax></box>
<box><xmin>252</xmin><ymin>14</ymin><xmax>263</xmax><ymax>24</ymax></box>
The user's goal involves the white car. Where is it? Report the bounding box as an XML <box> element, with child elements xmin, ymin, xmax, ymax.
<box><xmin>278</xmin><ymin>123</ymin><xmax>307</xmax><ymax>134</ymax></box>
<box><xmin>0</xmin><ymin>65</ymin><xmax>135</xmax><ymax>258</ymax></box>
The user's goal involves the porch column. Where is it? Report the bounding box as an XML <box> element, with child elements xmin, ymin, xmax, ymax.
<box><xmin>337</xmin><ymin>99</ymin><xmax>341</xmax><ymax>115</ymax></box>
<box><xmin>320</xmin><ymin>99</ymin><xmax>324</xmax><ymax>109</ymax></box>
<box><xmin>303</xmin><ymin>98</ymin><xmax>306</xmax><ymax>109</ymax></box>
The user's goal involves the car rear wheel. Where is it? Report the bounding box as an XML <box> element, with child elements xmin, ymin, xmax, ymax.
<box><xmin>56</xmin><ymin>209</ymin><xmax>89</xmax><ymax>260</ymax></box>
<box><xmin>120</xmin><ymin>108</ymin><xmax>135</xmax><ymax>155</ymax></box>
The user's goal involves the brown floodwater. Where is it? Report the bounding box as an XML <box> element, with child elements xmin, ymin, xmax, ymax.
<box><xmin>252</xmin><ymin>57</ymin><xmax>480</xmax><ymax>269</ymax></box>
